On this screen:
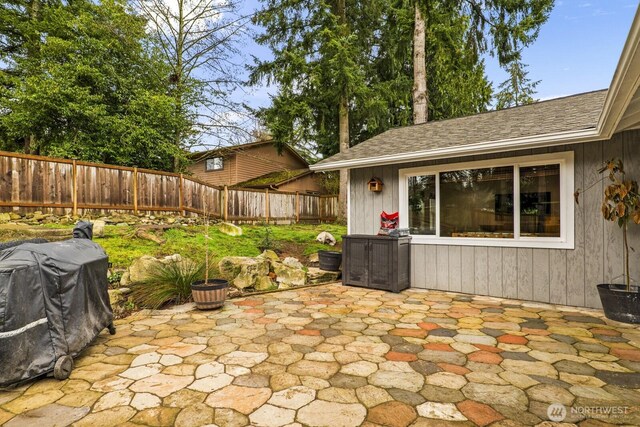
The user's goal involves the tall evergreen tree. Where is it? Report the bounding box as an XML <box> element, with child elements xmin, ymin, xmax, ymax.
<box><xmin>250</xmin><ymin>0</ymin><xmax>377</xmax><ymax>218</ymax></box>
<box><xmin>495</xmin><ymin>57</ymin><xmax>540</xmax><ymax>109</ymax></box>
<box><xmin>0</xmin><ymin>0</ymin><xmax>186</xmax><ymax>170</ymax></box>
<box><xmin>411</xmin><ymin>0</ymin><xmax>553</xmax><ymax>123</ymax></box>
<box><xmin>251</xmin><ymin>0</ymin><xmax>494</xmax><ymax>154</ymax></box>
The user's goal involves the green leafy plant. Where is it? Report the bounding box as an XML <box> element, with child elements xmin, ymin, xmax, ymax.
<box><xmin>258</xmin><ymin>226</ymin><xmax>280</xmax><ymax>252</ymax></box>
<box><xmin>130</xmin><ymin>259</ymin><xmax>205</xmax><ymax>309</ymax></box>
<box><xmin>599</xmin><ymin>159</ymin><xmax>640</xmax><ymax>290</ymax></box>
<box><xmin>108</xmin><ymin>271</ymin><xmax>123</xmax><ymax>286</ymax></box>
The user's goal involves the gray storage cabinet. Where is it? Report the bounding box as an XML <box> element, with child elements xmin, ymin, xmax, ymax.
<box><xmin>342</xmin><ymin>235</ymin><xmax>411</xmax><ymax>292</ymax></box>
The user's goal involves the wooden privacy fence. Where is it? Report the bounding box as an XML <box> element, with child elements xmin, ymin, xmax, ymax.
<box><xmin>0</xmin><ymin>151</ymin><xmax>338</xmax><ymax>223</ymax></box>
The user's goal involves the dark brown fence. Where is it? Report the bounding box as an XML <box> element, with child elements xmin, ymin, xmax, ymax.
<box><xmin>0</xmin><ymin>151</ymin><xmax>338</xmax><ymax>223</ymax></box>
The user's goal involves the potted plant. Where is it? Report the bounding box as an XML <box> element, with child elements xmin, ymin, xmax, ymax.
<box><xmin>318</xmin><ymin>250</ymin><xmax>342</xmax><ymax>271</ymax></box>
<box><xmin>191</xmin><ymin>196</ymin><xmax>228</xmax><ymax>310</ymax></box>
<box><xmin>593</xmin><ymin>159</ymin><xmax>640</xmax><ymax>323</ymax></box>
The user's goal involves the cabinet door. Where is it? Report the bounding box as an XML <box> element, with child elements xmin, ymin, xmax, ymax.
<box><xmin>368</xmin><ymin>239</ymin><xmax>394</xmax><ymax>291</ymax></box>
<box><xmin>344</xmin><ymin>238</ymin><xmax>369</xmax><ymax>287</ymax></box>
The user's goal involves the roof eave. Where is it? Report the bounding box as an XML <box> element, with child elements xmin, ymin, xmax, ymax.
<box><xmin>309</xmin><ymin>128</ymin><xmax>599</xmax><ymax>171</ymax></box>
<box><xmin>597</xmin><ymin>5</ymin><xmax>640</xmax><ymax>137</ymax></box>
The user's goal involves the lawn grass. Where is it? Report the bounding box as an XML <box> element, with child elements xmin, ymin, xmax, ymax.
<box><xmin>99</xmin><ymin>223</ymin><xmax>346</xmax><ymax>270</ymax></box>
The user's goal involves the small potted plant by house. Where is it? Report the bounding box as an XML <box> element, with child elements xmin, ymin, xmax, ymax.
<box><xmin>191</xmin><ymin>196</ymin><xmax>228</xmax><ymax>310</ymax></box>
<box><xmin>594</xmin><ymin>159</ymin><xmax>640</xmax><ymax>324</ymax></box>
<box><xmin>318</xmin><ymin>250</ymin><xmax>342</xmax><ymax>271</ymax></box>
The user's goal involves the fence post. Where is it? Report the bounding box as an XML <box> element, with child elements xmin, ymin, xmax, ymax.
<box><xmin>179</xmin><ymin>173</ymin><xmax>185</xmax><ymax>216</ymax></box>
<box><xmin>295</xmin><ymin>191</ymin><xmax>300</xmax><ymax>223</ymax></box>
<box><xmin>223</xmin><ymin>185</ymin><xmax>228</xmax><ymax>222</ymax></box>
<box><xmin>72</xmin><ymin>160</ymin><xmax>77</xmax><ymax>216</ymax></box>
<box><xmin>265</xmin><ymin>189</ymin><xmax>270</xmax><ymax>224</ymax></box>
<box><xmin>133</xmin><ymin>167</ymin><xmax>138</xmax><ymax>214</ymax></box>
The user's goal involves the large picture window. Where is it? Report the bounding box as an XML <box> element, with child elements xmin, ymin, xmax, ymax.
<box><xmin>399</xmin><ymin>152</ymin><xmax>574</xmax><ymax>249</ymax></box>
<box><xmin>440</xmin><ymin>166</ymin><xmax>514</xmax><ymax>238</ymax></box>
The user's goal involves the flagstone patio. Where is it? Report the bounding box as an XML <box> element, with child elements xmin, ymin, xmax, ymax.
<box><xmin>1</xmin><ymin>283</ymin><xmax>640</xmax><ymax>427</ymax></box>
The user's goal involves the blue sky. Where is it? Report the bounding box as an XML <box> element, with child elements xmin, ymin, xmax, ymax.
<box><xmin>236</xmin><ymin>0</ymin><xmax>638</xmax><ymax>110</ymax></box>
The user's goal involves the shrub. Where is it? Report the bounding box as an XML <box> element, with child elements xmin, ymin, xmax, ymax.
<box><xmin>130</xmin><ymin>258</ymin><xmax>205</xmax><ymax>309</ymax></box>
<box><xmin>257</xmin><ymin>226</ymin><xmax>281</xmax><ymax>252</ymax></box>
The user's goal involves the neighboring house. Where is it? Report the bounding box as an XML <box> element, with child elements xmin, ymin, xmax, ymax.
<box><xmin>188</xmin><ymin>140</ymin><xmax>324</xmax><ymax>194</ymax></box>
<box><xmin>311</xmin><ymin>8</ymin><xmax>640</xmax><ymax>309</ymax></box>
<box><xmin>234</xmin><ymin>169</ymin><xmax>322</xmax><ymax>194</ymax></box>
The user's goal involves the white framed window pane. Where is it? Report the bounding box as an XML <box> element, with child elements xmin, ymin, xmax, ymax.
<box><xmin>440</xmin><ymin>166</ymin><xmax>514</xmax><ymax>238</ymax></box>
<box><xmin>206</xmin><ymin>157</ymin><xmax>223</xmax><ymax>171</ymax></box>
<box><xmin>408</xmin><ymin>175</ymin><xmax>436</xmax><ymax>235</ymax></box>
<box><xmin>520</xmin><ymin>164</ymin><xmax>560</xmax><ymax>237</ymax></box>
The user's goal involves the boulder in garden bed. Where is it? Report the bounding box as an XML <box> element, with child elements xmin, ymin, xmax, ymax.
<box><xmin>219</xmin><ymin>222</ymin><xmax>242</xmax><ymax>236</ymax></box>
<box><xmin>307</xmin><ymin>267</ymin><xmax>340</xmax><ymax>285</ymax></box>
<box><xmin>120</xmin><ymin>254</ymin><xmax>184</xmax><ymax>286</ymax></box>
<box><xmin>255</xmin><ymin>276</ymin><xmax>277</xmax><ymax>291</ymax></box>
<box><xmin>316</xmin><ymin>231</ymin><xmax>336</xmax><ymax>246</ymax></box>
<box><xmin>283</xmin><ymin>257</ymin><xmax>304</xmax><ymax>269</ymax></box>
<box><xmin>307</xmin><ymin>253</ymin><xmax>319</xmax><ymax>266</ymax></box>
<box><xmin>218</xmin><ymin>256</ymin><xmax>270</xmax><ymax>289</ymax></box>
<box><xmin>92</xmin><ymin>220</ymin><xmax>106</xmax><ymax>237</ymax></box>
<box><xmin>258</xmin><ymin>250</ymin><xmax>279</xmax><ymax>262</ymax></box>
<box><xmin>272</xmin><ymin>261</ymin><xmax>306</xmax><ymax>288</ymax></box>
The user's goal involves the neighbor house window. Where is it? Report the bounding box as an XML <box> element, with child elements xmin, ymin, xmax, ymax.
<box><xmin>399</xmin><ymin>152</ymin><xmax>573</xmax><ymax>249</ymax></box>
<box><xmin>205</xmin><ymin>157</ymin><xmax>223</xmax><ymax>171</ymax></box>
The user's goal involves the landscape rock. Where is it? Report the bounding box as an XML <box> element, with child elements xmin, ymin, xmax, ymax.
<box><xmin>32</xmin><ymin>211</ymin><xmax>47</xmax><ymax>221</ymax></box>
<box><xmin>255</xmin><ymin>276</ymin><xmax>277</xmax><ymax>291</ymax></box>
<box><xmin>219</xmin><ymin>256</ymin><xmax>270</xmax><ymax>290</ymax></box>
<box><xmin>120</xmin><ymin>272</ymin><xmax>131</xmax><ymax>287</ymax></box>
<box><xmin>307</xmin><ymin>252</ymin><xmax>319</xmax><ymax>265</ymax></box>
<box><xmin>92</xmin><ymin>220</ymin><xmax>106</xmax><ymax>237</ymax></box>
<box><xmin>108</xmin><ymin>289</ymin><xmax>126</xmax><ymax>306</ymax></box>
<box><xmin>307</xmin><ymin>267</ymin><xmax>340</xmax><ymax>285</ymax></box>
<box><xmin>283</xmin><ymin>257</ymin><xmax>304</xmax><ymax>269</ymax></box>
<box><xmin>272</xmin><ymin>261</ymin><xmax>306</xmax><ymax>288</ymax></box>
<box><xmin>316</xmin><ymin>231</ymin><xmax>336</xmax><ymax>246</ymax></box>
<box><xmin>258</xmin><ymin>250</ymin><xmax>279</xmax><ymax>262</ymax></box>
<box><xmin>121</xmin><ymin>254</ymin><xmax>184</xmax><ymax>286</ymax></box>
<box><xmin>219</xmin><ymin>222</ymin><xmax>243</xmax><ymax>236</ymax></box>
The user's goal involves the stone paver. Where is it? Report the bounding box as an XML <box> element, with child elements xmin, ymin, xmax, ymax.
<box><xmin>1</xmin><ymin>283</ymin><xmax>640</xmax><ymax>426</ymax></box>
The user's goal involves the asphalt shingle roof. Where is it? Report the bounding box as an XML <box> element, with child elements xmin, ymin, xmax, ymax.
<box><xmin>315</xmin><ymin>90</ymin><xmax>607</xmax><ymax>167</ymax></box>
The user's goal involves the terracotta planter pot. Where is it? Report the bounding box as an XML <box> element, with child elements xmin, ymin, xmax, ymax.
<box><xmin>191</xmin><ymin>279</ymin><xmax>228</xmax><ymax>310</ymax></box>
<box><xmin>597</xmin><ymin>284</ymin><xmax>640</xmax><ymax>324</ymax></box>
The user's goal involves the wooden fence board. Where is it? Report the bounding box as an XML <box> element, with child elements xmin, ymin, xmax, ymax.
<box><xmin>0</xmin><ymin>152</ymin><xmax>337</xmax><ymax>222</ymax></box>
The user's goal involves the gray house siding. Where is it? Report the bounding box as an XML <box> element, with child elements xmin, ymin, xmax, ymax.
<box><xmin>348</xmin><ymin>129</ymin><xmax>640</xmax><ymax>309</ymax></box>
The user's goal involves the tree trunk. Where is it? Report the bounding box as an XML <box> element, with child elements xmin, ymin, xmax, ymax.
<box><xmin>338</xmin><ymin>95</ymin><xmax>349</xmax><ymax>223</ymax></box>
<box><xmin>412</xmin><ymin>3</ymin><xmax>428</xmax><ymax>125</ymax></box>
<box><xmin>173</xmin><ymin>0</ymin><xmax>185</xmax><ymax>172</ymax></box>
<box><xmin>336</xmin><ymin>0</ymin><xmax>349</xmax><ymax>223</ymax></box>
<box><xmin>24</xmin><ymin>135</ymin><xmax>35</xmax><ymax>154</ymax></box>
<box><xmin>25</xmin><ymin>0</ymin><xmax>40</xmax><ymax>154</ymax></box>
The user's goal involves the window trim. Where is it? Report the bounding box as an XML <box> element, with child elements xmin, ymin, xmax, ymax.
<box><xmin>205</xmin><ymin>157</ymin><xmax>224</xmax><ymax>171</ymax></box>
<box><xmin>398</xmin><ymin>151</ymin><xmax>574</xmax><ymax>249</ymax></box>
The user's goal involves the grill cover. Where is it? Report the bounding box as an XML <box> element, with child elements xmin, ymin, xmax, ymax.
<box><xmin>0</xmin><ymin>239</ymin><xmax>113</xmax><ymax>387</ymax></box>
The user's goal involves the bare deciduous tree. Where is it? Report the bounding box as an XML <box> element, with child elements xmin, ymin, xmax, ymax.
<box><xmin>135</xmin><ymin>0</ymin><xmax>251</xmax><ymax>166</ymax></box>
